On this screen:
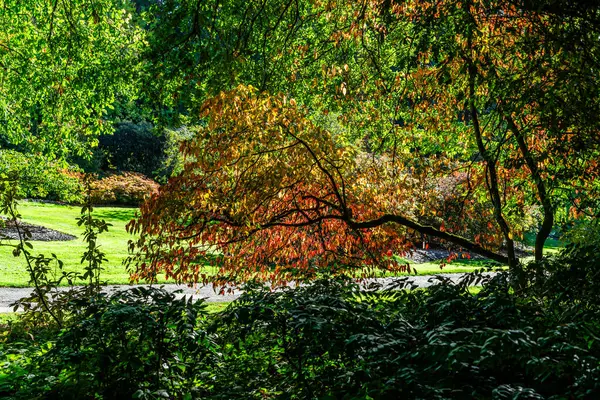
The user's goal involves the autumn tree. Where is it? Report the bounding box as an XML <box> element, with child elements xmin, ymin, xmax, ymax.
<box><xmin>128</xmin><ymin>0</ymin><xmax>600</xmax><ymax>284</ymax></box>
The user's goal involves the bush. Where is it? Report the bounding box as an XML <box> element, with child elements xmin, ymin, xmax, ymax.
<box><xmin>3</xmin><ymin>241</ymin><xmax>600</xmax><ymax>399</ymax></box>
<box><xmin>3</xmin><ymin>288</ymin><xmax>214</xmax><ymax>400</ymax></box>
<box><xmin>97</xmin><ymin>121</ymin><xmax>166</xmax><ymax>180</ymax></box>
<box><xmin>210</xmin><ymin>270</ymin><xmax>600</xmax><ymax>399</ymax></box>
<box><xmin>0</xmin><ymin>150</ymin><xmax>84</xmax><ymax>204</ymax></box>
<box><xmin>210</xmin><ymin>238</ymin><xmax>600</xmax><ymax>399</ymax></box>
<box><xmin>89</xmin><ymin>172</ymin><xmax>159</xmax><ymax>206</ymax></box>
<box><xmin>74</xmin><ymin>123</ymin><xmax>195</xmax><ymax>184</ymax></box>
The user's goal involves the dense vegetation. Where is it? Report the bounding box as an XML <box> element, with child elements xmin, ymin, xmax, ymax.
<box><xmin>2</xmin><ymin>241</ymin><xmax>600</xmax><ymax>399</ymax></box>
<box><xmin>0</xmin><ymin>0</ymin><xmax>599</xmax><ymax>398</ymax></box>
<box><xmin>127</xmin><ymin>0</ymin><xmax>600</xmax><ymax>284</ymax></box>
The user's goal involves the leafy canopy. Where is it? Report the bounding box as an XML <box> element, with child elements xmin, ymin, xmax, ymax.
<box><xmin>129</xmin><ymin>0</ymin><xmax>600</xmax><ymax>284</ymax></box>
<box><xmin>0</xmin><ymin>0</ymin><xmax>142</xmax><ymax>159</ymax></box>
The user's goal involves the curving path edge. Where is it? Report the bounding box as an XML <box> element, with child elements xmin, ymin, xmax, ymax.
<box><xmin>0</xmin><ymin>272</ymin><xmax>497</xmax><ymax>313</ymax></box>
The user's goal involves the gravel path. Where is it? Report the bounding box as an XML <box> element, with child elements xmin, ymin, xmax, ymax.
<box><xmin>0</xmin><ymin>272</ymin><xmax>496</xmax><ymax>313</ymax></box>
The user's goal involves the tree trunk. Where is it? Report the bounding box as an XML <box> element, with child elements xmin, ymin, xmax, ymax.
<box><xmin>504</xmin><ymin>115</ymin><xmax>554</xmax><ymax>263</ymax></box>
<box><xmin>467</xmin><ymin>61</ymin><xmax>519</xmax><ymax>271</ymax></box>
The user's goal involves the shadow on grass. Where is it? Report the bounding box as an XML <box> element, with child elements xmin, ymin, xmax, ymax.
<box><xmin>93</xmin><ymin>208</ymin><xmax>138</xmax><ymax>222</ymax></box>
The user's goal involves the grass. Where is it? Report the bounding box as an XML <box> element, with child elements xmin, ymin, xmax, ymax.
<box><xmin>0</xmin><ymin>201</ymin><xmax>149</xmax><ymax>287</ymax></box>
<box><xmin>204</xmin><ymin>302</ymin><xmax>230</xmax><ymax>314</ymax></box>
<box><xmin>376</xmin><ymin>257</ymin><xmax>504</xmax><ymax>276</ymax></box>
<box><xmin>0</xmin><ymin>313</ymin><xmax>19</xmax><ymax>323</ymax></box>
<box><xmin>0</xmin><ymin>201</ymin><xmax>559</xmax><ymax>287</ymax></box>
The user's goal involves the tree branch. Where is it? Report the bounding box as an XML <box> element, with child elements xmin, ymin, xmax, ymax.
<box><xmin>348</xmin><ymin>214</ymin><xmax>510</xmax><ymax>265</ymax></box>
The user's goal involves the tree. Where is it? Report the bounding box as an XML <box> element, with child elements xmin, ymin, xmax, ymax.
<box><xmin>125</xmin><ymin>86</ymin><xmax>499</xmax><ymax>285</ymax></box>
<box><xmin>399</xmin><ymin>0</ymin><xmax>600</xmax><ymax>265</ymax></box>
<box><xmin>128</xmin><ymin>0</ymin><xmax>600</xmax><ymax>284</ymax></box>
<box><xmin>96</xmin><ymin>121</ymin><xmax>164</xmax><ymax>178</ymax></box>
<box><xmin>0</xmin><ymin>0</ymin><xmax>143</xmax><ymax>159</ymax></box>
<box><xmin>0</xmin><ymin>1</ymin><xmax>146</xmax><ymax>325</ymax></box>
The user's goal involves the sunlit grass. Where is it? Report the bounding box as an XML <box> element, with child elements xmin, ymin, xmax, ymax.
<box><xmin>204</xmin><ymin>302</ymin><xmax>229</xmax><ymax>314</ymax></box>
<box><xmin>0</xmin><ymin>202</ymin><xmax>151</xmax><ymax>286</ymax></box>
<box><xmin>0</xmin><ymin>202</ymin><xmax>561</xmax><ymax>287</ymax></box>
<box><xmin>0</xmin><ymin>312</ymin><xmax>19</xmax><ymax>323</ymax></box>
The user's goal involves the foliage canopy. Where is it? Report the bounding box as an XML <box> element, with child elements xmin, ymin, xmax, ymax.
<box><xmin>0</xmin><ymin>0</ymin><xmax>142</xmax><ymax>158</ymax></box>
<box><xmin>129</xmin><ymin>0</ymin><xmax>600</xmax><ymax>284</ymax></box>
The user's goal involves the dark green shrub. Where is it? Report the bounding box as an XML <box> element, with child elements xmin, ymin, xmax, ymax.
<box><xmin>521</xmin><ymin>238</ymin><xmax>600</xmax><ymax>326</ymax></box>
<box><xmin>210</xmin><ymin>260</ymin><xmax>600</xmax><ymax>399</ymax></box>
<box><xmin>3</xmin><ymin>240</ymin><xmax>600</xmax><ymax>399</ymax></box>
<box><xmin>6</xmin><ymin>288</ymin><xmax>215</xmax><ymax>400</ymax></box>
<box><xmin>98</xmin><ymin>121</ymin><xmax>166</xmax><ymax>179</ymax></box>
<box><xmin>79</xmin><ymin>123</ymin><xmax>194</xmax><ymax>184</ymax></box>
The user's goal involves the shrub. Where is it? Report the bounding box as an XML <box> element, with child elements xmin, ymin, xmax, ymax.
<box><xmin>3</xmin><ymin>288</ymin><xmax>215</xmax><ymax>400</ymax></box>
<box><xmin>97</xmin><ymin>121</ymin><xmax>166</xmax><ymax>180</ymax></box>
<box><xmin>0</xmin><ymin>150</ymin><xmax>83</xmax><ymax>204</ymax></box>
<box><xmin>89</xmin><ymin>172</ymin><xmax>159</xmax><ymax>206</ymax></box>
<box><xmin>76</xmin><ymin>123</ymin><xmax>196</xmax><ymax>184</ymax></box>
<box><xmin>3</xmin><ymin>241</ymin><xmax>600</xmax><ymax>399</ymax></box>
<box><xmin>209</xmin><ymin>271</ymin><xmax>600</xmax><ymax>399</ymax></box>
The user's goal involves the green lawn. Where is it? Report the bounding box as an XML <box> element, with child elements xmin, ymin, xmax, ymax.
<box><xmin>0</xmin><ymin>202</ymin><xmax>559</xmax><ymax>287</ymax></box>
<box><xmin>204</xmin><ymin>302</ymin><xmax>230</xmax><ymax>314</ymax></box>
<box><xmin>0</xmin><ymin>202</ymin><xmax>150</xmax><ymax>287</ymax></box>
<box><xmin>377</xmin><ymin>257</ymin><xmax>503</xmax><ymax>277</ymax></box>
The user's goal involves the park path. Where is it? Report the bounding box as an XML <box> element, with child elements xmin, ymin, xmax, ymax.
<box><xmin>0</xmin><ymin>273</ymin><xmax>496</xmax><ymax>313</ymax></box>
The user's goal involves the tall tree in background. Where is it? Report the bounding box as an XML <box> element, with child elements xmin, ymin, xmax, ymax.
<box><xmin>136</xmin><ymin>0</ymin><xmax>311</xmax><ymax>127</ymax></box>
<box><xmin>0</xmin><ymin>0</ymin><xmax>143</xmax><ymax>159</ymax></box>
<box><xmin>128</xmin><ymin>0</ymin><xmax>600</xmax><ymax>284</ymax></box>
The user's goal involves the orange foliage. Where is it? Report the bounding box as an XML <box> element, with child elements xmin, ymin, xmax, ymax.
<box><xmin>128</xmin><ymin>0</ymin><xmax>600</xmax><ymax>284</ymax></box>
<box><xmin>89</xmin><ymin>172</ymin><xmax>159</xmax><ymax>206</ymax></box>
<box><xmin>127</xmin><ymin>87</ymin><xmax>416</xmax><ymax>285</ymax></box>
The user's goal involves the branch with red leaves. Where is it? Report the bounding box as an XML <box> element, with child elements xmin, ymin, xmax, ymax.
<box><xmin>126</xmin><ymin>86</ymin><xmax>509</xmax><ymax>285</ymax></box>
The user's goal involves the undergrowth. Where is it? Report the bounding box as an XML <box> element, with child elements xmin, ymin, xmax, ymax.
<box><xmin>1</xmin><ymin>241</ymin><xmax>599</xmax><ymax>399</ymax></box>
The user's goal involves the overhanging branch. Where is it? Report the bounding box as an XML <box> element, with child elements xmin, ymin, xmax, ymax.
<box><xmin>349</xmin><ymin>214</ymin><xmax>510</xmax><ymax>265</ymax></box>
